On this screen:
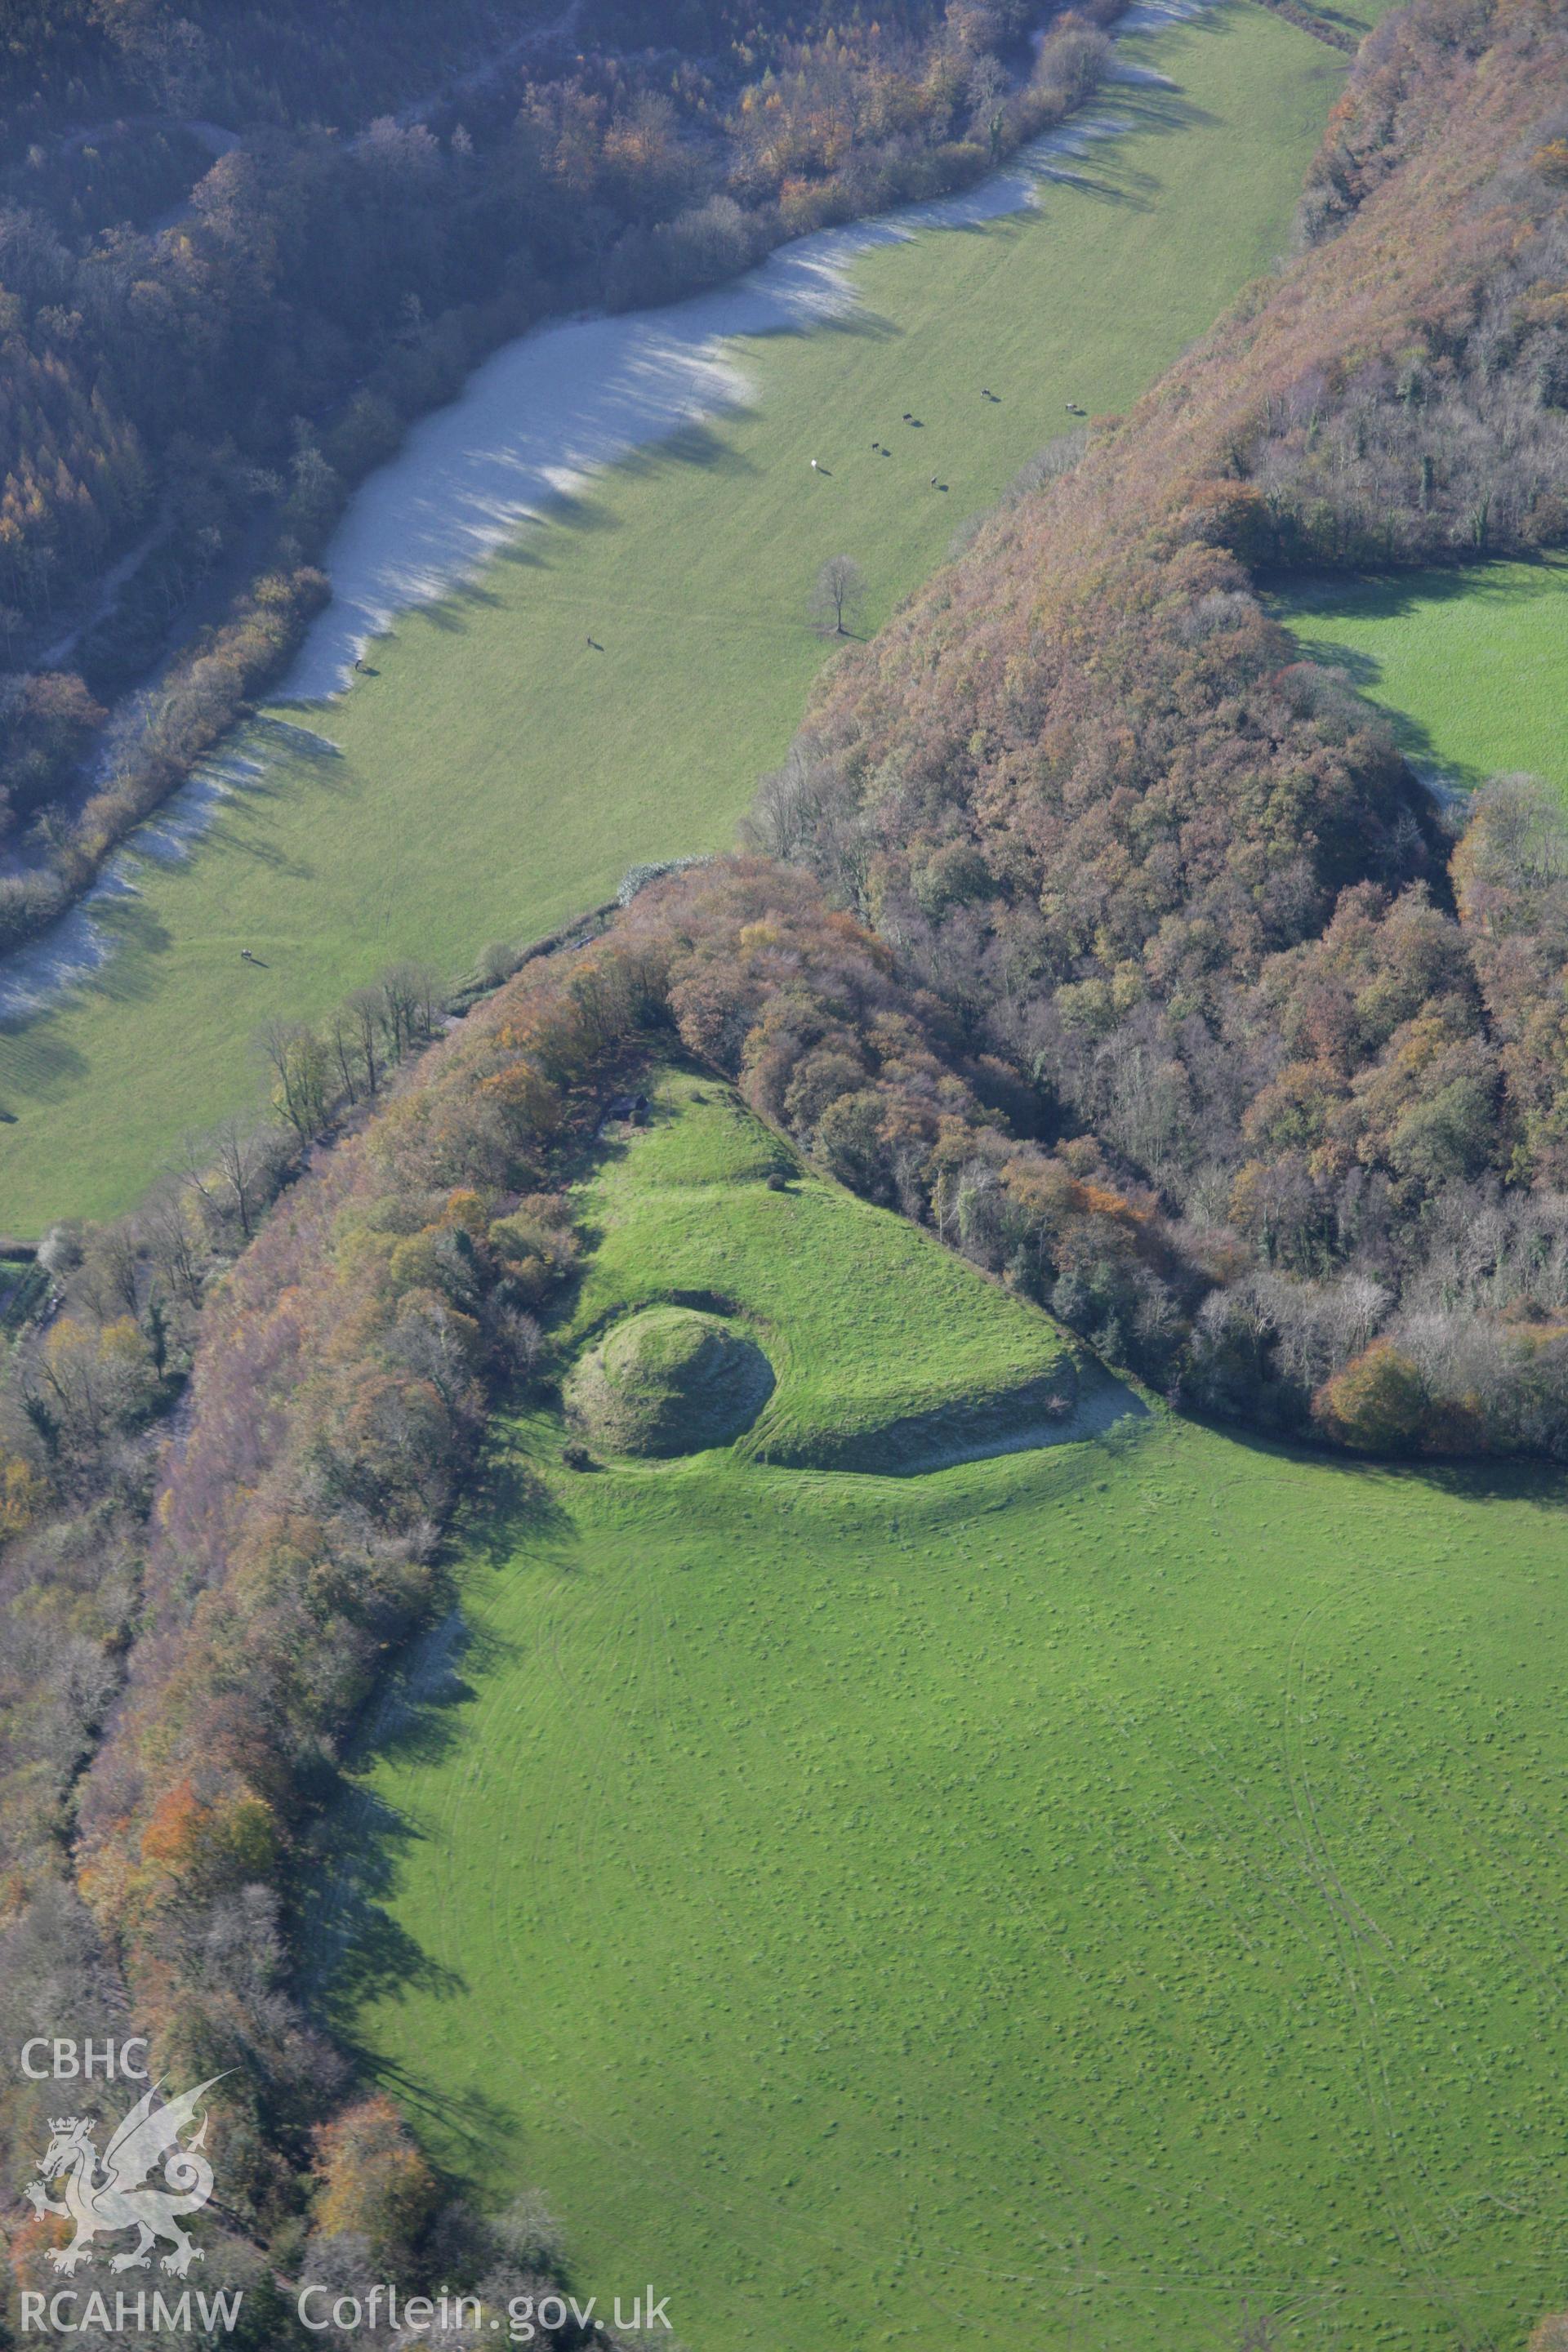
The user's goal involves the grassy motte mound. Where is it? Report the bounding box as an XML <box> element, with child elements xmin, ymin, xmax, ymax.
<box><xmin>567</xmin><ymin>1305</ymin><xmax>774</xmax><ymax>1457</ymax></box>
<box><xmin>563</xmin><ymin>1069</ymin><xmax>1088</xmax><ymax>1472</ymax></box>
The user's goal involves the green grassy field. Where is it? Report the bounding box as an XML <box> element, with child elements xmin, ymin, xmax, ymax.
<box><xmin>335</xmin><ymin>1071</ymin><xmax>1568</xmax><ymax>2352</ymax></box>
<box><xmin>1276</xmin><ymin>556</ymin><xmax>1568</xmax><ymax>798</ymax></box>
<box><xmin>0</xmin><ymin>2</ymin><xmax>1347</xmax><ymax>1236</ymax></box>
<box><xmin>564</xmin><ymin>1078</ymin><xmax>1085</xmax><ymax>1470</ymax></box>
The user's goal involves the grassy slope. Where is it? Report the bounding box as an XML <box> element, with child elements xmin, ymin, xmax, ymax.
<box><xmin>0</xmin><ymin>2</ymin><xmax>1344</xmax><ymax>1236</ymax></box>
<box><xmin>343</xmin><ymin>1076</ymin><xmax>1568</xmax><ymax>2352</ymax></box>
<box><xmin>1276</xmin><ymin>556</ymin><xmax>1568</xmax><ymax>796</ymax></box>
<box><xmin>568</xmin><ymin>1077</ymin><xmax>1077</xmax><ymax>1467</ymax></box>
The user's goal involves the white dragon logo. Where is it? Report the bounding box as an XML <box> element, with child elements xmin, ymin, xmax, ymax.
<box><xmin>22</xmin><ymin>2077</ymin><xmax>224</xmax><ymax>2278</ymax></box>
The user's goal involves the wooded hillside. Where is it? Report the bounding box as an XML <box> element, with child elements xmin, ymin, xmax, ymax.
<box><xmin>750</xmin><ymin>0</ymin><xmax>1568</xmax><ymax>1454</ymax></box>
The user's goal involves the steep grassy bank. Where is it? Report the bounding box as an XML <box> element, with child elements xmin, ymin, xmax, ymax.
<box><xmin>562</xmin><ymin>1074</ymin><xmax>1087</xmax><ymax>1469</ymax></box>
<box><xmin>341</xmin><ymin>1071</ymin><xmax>1568</xmax><ymax>2352</ymax></box>
<box><xmin>0</xmin><ymin>2</ymin><xmax>1343</xmax><ymax>1235</ymax></box>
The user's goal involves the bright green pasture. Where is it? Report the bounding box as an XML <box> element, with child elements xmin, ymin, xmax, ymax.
<box><xmin>341</xmin><ymin>1076</ymin><xmax>1568</xmax><ymax>2352</ymax></box>
<box><xmin>1277</xmin><ymin>556</ymin><xmax>1568</xmax><ymax>798</ymax></box>
<box><xmin>565</xmin><ymin>1075</ymin><xmax>1079</xmax><ymax>1468</ymax></box>
<box><xmin>0</xmin><ymin>2</ymin><xmax>1345</xmax><ymax>1236</ymax></box>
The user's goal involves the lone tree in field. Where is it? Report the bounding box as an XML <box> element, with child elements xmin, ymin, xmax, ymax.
<box><xmin>808</xmin><ymin>554</ymin><xmax>866</xmax><ymax>637</ymax></box>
